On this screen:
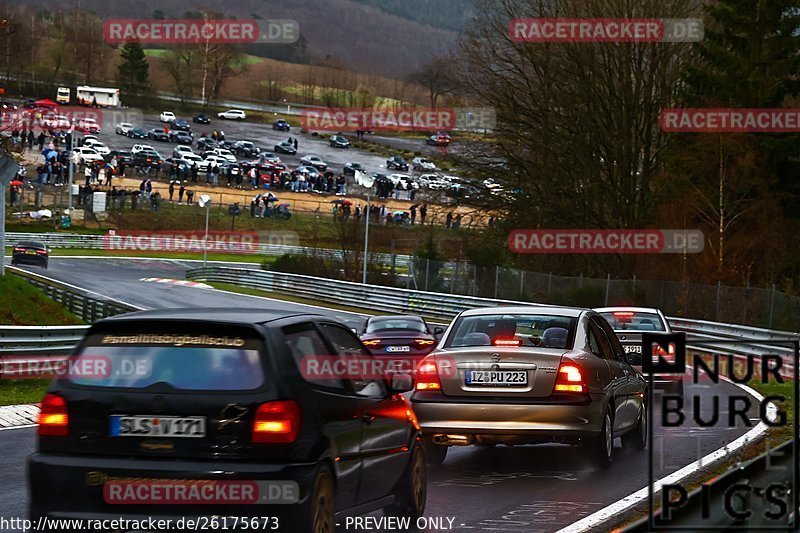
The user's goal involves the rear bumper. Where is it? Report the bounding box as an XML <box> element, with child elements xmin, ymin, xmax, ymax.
<box><xmin>12</xmin><ymin>254</ymin><xmax>47</xmax><ymax>266</ymax></box>
<box><xmin>28</xmin><ymin>453</ymin><xmax>318</xmax><ymax>522</ymax></box>
<box><xmin>411</xmin><ymin>393</ymin><xmax>606</xmax><ymax>439</ymax></box>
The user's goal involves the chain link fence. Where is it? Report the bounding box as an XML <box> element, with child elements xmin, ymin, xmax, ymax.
<box><xmin>377</xmin><ymin>259</ymin><xmax>799</xmax><ymax>331</ymax></box>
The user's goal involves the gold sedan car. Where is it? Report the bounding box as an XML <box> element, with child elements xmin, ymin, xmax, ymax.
<box><xmin>411</xmin><ymin>306</ymin><xmax>647</xmax><ymax>469</ymax></box>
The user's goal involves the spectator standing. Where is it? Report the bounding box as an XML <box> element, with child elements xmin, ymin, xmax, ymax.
<box><xmin>420</xmin><ymin>204</ymin><xmax>428</xmax><ymax>225</ymax></box>
<box><xmin>446</xmin><ymin>211</ymin><xmax>453</xmax><ymax>229</ymax></box>
<box><xmin>178</xmin><ymin>183</ymin><xmax>186</xmax><ymax>203</ymax></box>
<box><xmin>168</xmin><ymin>180</ymin><xmax>175</xmax><ymax>202</ymax></box>
<box><xmin>410</xmin><ymin>205</ymin><xmax>417</xmax><ymax>225</ymax></box>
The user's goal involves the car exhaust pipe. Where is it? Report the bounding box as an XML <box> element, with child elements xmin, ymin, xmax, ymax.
<box><xmin>432</xmin><ymin>434</ymin><xmax>474</xmax><ymax>446</ymax></box>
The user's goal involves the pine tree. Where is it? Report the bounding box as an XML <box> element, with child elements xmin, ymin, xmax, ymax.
<box><xmin>117</xmin><ymin>41</ymin><xmax>150</xmax><ymax>96</ymax></box>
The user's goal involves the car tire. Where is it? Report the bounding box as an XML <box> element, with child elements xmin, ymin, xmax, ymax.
<box><xmin>296</xmin><ymin>466</ymin><xmax>335</xmax><ymax>533</ymax></box>
<box><xmin>589</xmin><ymin>409</ymin><xmax>614</xmax><ymax>469</ymax></box>
<box><xmin>621</xmin><ymin>402</ymin><xmax>647</xmax><ymax>450</ymax></box>
<box><xmin>423</xmin><ymin>436</ymin><xmax>447</xmax><ymax>466</ymax></box>
<box><xmin>383</xmin><ymin>442</ymin><xmax>426</xmax><ymax>521</ymax></box>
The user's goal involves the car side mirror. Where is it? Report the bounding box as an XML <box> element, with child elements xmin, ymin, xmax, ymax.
<box><xmin>389</xmin><ymin>373</ymin><xmax>413</xmax><ymax>393</ymax></box>
<box><xmin>433</xmin><ymin>326</ymin><xmax>444</xmax><ymax>339</ymax></box>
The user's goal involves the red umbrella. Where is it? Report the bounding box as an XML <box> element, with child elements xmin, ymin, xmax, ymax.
<box><xmin>9</xmin><ymin>180</ymin><xmax>23</xmax><ymax>187</ymax></box>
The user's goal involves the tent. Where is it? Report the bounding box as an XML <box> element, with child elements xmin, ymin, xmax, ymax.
<box><xmin>34</xmin><ymin>99</ymin><xmax>59</xmax><ymax>108</ymax></box>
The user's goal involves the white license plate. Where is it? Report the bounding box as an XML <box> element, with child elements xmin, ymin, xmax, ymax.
<box><xmin>110</xmin><ymin>415</ymin><xmax>206</xmax><ymax>438</ymax></box>
<box><xmin>624</xmin><ymin>345</ymin><xmax>642</xmax><ymax>353</ymax></box>
<box><xmin>466</xmin><ymin>370</ymin><xmax>527</xmax><ymax>386</ymax></box>
<box><xmin>387</xmin><ymin>346</ymin><xmax>411</xmax><ymax>352</ymax></box>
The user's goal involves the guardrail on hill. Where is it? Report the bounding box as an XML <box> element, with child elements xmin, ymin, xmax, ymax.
<box><xmin>186</xmin><ymin>265</ymin><xmax>800</xmax><ymax>363</ymax></box>
<box><xmin>0</xmin><ymin>268</ymin><xmax>140</xmax><ymax>356</ymax></box>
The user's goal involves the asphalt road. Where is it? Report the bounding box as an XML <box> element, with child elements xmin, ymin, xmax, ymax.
<box><xmin>1</xmin><ymin>258</ymin><xmax>763</xmax><ymax>532</ymax></box>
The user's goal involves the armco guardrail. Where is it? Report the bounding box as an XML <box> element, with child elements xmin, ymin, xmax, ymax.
<box><xmin>0</xmin><ymin>268</ymin><xmax>141</xmax><ymax>356</ymax></box>
<box><xmin>186</xmin><ymin>265</ymin><xmax>800</xmax><ymax>362</ymax></box>
<box><xmin>5</xmin><ymin>232</ymin><xmax>406</xmax><ymax>265</ymax></box>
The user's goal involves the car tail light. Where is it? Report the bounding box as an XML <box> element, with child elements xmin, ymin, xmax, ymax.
<box><xmin>13</xmin><ymin>247</ymin><xmax>24</xmax><ymax>252</ymax></box>
<box><xmin>252</xmin><ymin>400</ymin><xmax>301</xmax><ymax>444</ymax></box>
<box><xmin>362</xmin><ymin>339</ymin><xmax>381</xmax><ymax>347</ymax></box>
<box><xmin>415</xmin><ymin>355</ymin><xmax>441</xmax><ymax>391</ymax></box>
<box><xmin>414</xmin><ymin>339</ymin><xmax>435</xmax><ymax>346</ymax></box>
<box><xmin>613</xmin><ymin>311</ymin><xmax>635</xmax><ymax>318</ymax></box>
<box><xmin>36</xmin><ymin>249</ymin><xmax>47</xmax><ymax>255</ymax></box>
<box><xmin>554</xmin><ymin>363</ymin><xmax>586</xmax><ymax>393</ymax></box>
<box><xmin>37</xmin><ymin>393</ymin><xmax>69</xmax><ymax>436</ymax></box>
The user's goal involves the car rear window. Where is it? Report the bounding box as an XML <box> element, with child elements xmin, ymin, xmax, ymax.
<box><xmin>68</xmin><ymin>332</ymin><xmax>266</xmax><ymax>391</ymax></box>
<box><xmin>445</xmin><ymin>314</ymin><xmax>576</xmax><ymax>349</ymax></box>
<box><xmin>366</xmin><ymin>318</ymin><xmax>426</xmax><ymax>333</ymax></box>
<box><xmin>599</xmin><ymin>311</ymin><xmax>666</xmax><ymax>331</ymax></box>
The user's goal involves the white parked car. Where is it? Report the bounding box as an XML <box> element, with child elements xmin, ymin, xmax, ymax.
<box><xmin>217</xmin><ymin>109</ymin><xmax>246</xmax><ymax>121</ymax></box>
<box><xmin>412</xmin><ymin>157</ymin><xmax>437</xmax><ymax>171</ymax></box>
<box><xmin>180</xmin><ymin>153</ymin><xmax>204</xmax><ymax>166</ymax></box>
<box><xmin>76</xmin><ymin>117</ymin><xmax>100</xmax><ymax>133</ymax></box>
<box><xmin>73</xmin><ymin>147</ymin><xmax>104</xmax><ymax>164</ymax></box>
<box><xmin>131</xmin><ymin>144</ymin><xmax>156</xmax><ymax>154</ymax></box>
<box><xmin>115</xmin><ymin>122</ymin><xmax>134</xmax><ymax>135</ymax></box>
<box><xmin>197</xmin><ymin>154</ymin><xmax>228</xmax><ymax>172</ymax></box>
<box><xmin>173</xmin><ymin>145</ymin><xmax>195</xmax><ymax>158</ymax></box>
<box><xmin>208</xmin><ymin>148</ymin><xmax>237</xmax><ymax>163</ymax></box>
<box><xmin>43</xmin><ymin>115</ymin><xmax>70</xmax><ymax>129</ymax></box>
<box><xmin>389</xmin><ymin>174</ymin><xmax>419</xmax><ymax>189</ymax></box>
<box><xmin>160</xmin><ymin>111</ymin><xmax>176</xmax><ymax>123</ymax></box>
<box><xmin>83</xmin><ymin>139</ymin><xmax>110</xmax><ymax>155</ymax></box>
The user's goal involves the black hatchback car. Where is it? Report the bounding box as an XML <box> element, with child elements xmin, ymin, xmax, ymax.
<box><xmin>11</xmin><ymin>241</ymin><xmax>48</xmax><ymax>269</ymax></box>
<box><xmin>193</xmin><ymin>113</ymin><xmax>211</xmax><ymax>124</ymax></box>
<box><xmin>28</xmin><ymin>308</ymin><xmax>426</xmax><ymax>533</ymax></box>
<box><xmin>273</xmin><ymin>119</ymin><xmax>291</xmax><ymax>131</ymax></box>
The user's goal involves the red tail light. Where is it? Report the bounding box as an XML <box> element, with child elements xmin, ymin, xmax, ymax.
<box><xmin>554</xmin><ymin>363</ymin><xmax>586</xmax><ymax>393</ymax></box>
<box><xmin>37</xmin><ymin>393</ymin><xmax>69</xmax><ymax>436</ymax></box>
<box><xmin>36</xmin><ymin>249</ymin><xmax>47</xmax><ymax>255</ymax></box>
<box><xmin>613</xmin><ymin>311</ymin><xmax>635</xmax><ymax>318</ymax></box>
<box><xmin>415</xmin><ymin>355</ymin><xmax>441</xmax><ymax>391</ymax></box>
<box><xmin>252</xmin><ymin>400</ymin><xmax>301</xmax><ymax>444</ymax></box>
<box><xmin>414</xmin><ymin>339</ymin><xmax>435</xmax><ymax>346</ymax></box>
<box><xmin>362</xmin><ymin>339</ymin><xmax>381</xmax><ymax>347</ymax></box>
<box><xmin>13</xmin><ymin>247</ymin><xmax>24</xmax><ymax>252</ymax></box>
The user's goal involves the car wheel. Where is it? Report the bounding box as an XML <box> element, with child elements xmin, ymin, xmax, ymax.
<box><xmin>306</xmin><ymin>467</ymin><xmax>335</xmax><ymax>533</ymax></box>
<box><xmin>423</xmin><ymin>436</ymin><xmax>447</xmax><ymax>466</ymax></box>
<box><xmin>383</xmin><ymin>442</ymin><xmax>426</xmax><ymax>521</ymax></box>
<box><xmin>622</xmin><ymin>402</ymin><xmax>647</xmax><ymax>450</ymax></box>
<box><xmin>589</xmin><ymin>409</ymin><xmax>614</xmax><ymax>469</ymax></box>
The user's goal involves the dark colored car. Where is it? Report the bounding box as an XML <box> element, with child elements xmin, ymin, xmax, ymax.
<box><xmin>28</xmin><ymin>308</ymin><xmax>425</xmax><ymax>532</ymax></box>
<box><xmin>343</xmin><ymin>162</ymin><xmax>365</xmax><ymax>176</ymax></box>
<box><xmin>234</xmin><ymin>140</ymin><xmax>260</xmax><ymax>157</ymax></box>
<box><xmin>106</xmin><ymin>150</ymin><xmax>133</xmax><ymax>165</ymax></box>
<box><xmin>193</xmin><ymin>113</ymin><xmax>211</xmax><ymax>124</ymax></box>
<box><xmin>329</xmin><ymin>135</ymin><xmax>351</xmax><ymax>148</ymax></box>
<box><xmin>126</xmin><ymin>128</ymin><xmax>148</xmax><ymax>139</ymax></box>
<box><xmin>218</xmin><ymin>140</ymin><xmax>237</xmax><ymax>151</ymax></box>
<box><xmin>169</xmin><ymin>130</ymin><xmax>194</xmax><ymax>144</ymax></box>
<box><xmin>133</xmin><ymin>150</ymin><xmax>163</xmax><ymax>168</ymax></box>
<box><xmin>359</xmin><ymin>315</ymin><xmax>443</xmax><ymax>363</ymax></box>
<box><xmin>386</xmin><ymin>156</ymin><xmax>409</xmax><ymax>171</ymax></box>
<box><xmin>148</xmin><ymin>128</ymin><xmax>169</xmax><ymax>142</ymax></box>
<box><xmin>273</xmin><ymin>119</ymin><xmax>290</xmax><ymax>131</ymax></box>
<box><xmin>11</xmin><ymin>241</ymin><xmax>48</xmax><ymax>269</ymax></box>
<box><xmin>196</xmin><ymin>137</ymin><xmax>217</xmax><ymax>151</ymax></box>
<box><xmin>426</xmin><ymin>133</ymin><xmax>452</xmax><ymax>147</ymax></box>
<box><xmin>172</xmin><ymin>119</ymin><xmax>191</xmax><ymax>131</ymax></box>
<box><xmin>275</xmin><ymin>141</ymin><xmax>297</xmax><ymax>155</ymax></box>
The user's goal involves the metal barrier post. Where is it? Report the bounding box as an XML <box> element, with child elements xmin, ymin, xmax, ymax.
<box><xmin>605</xmin><ymin>273</ymin><xmax>611</xmax><ymax>306</ymax></box>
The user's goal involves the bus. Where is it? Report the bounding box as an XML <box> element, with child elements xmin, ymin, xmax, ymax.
<box><xmin>75</xmin><ymin>86</ymin><xmax>120</xmax><ymax>107</ymax></box>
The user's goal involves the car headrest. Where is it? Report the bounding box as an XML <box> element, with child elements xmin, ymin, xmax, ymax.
<box><xmin>455</xmin><ymin>332</ymin><xmax>491</xmax><ymax>347</ymax></box>
<box><xmin>542</xmin><ymin>327</ymin><xmax>568</xmax><ymax>348</ymax></box>
<box><xmin>484</xmin><ymin>319</ymin><xmax>517</xmax><ymax>338</ymax></box>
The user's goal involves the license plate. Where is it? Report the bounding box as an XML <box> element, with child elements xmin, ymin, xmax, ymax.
<box><xmin>624</xmin><ymin>345</ymin><xmax>642</xmax><ymax>353</ymax></box>
<box><xmin>110</xmin><ymin>415</ymin><xmax>206</xmax><ymax>438</ymax></box>
<box><xmin>387</xmin><ymin>346</ymin><xmax>411</xmax><ymax>352</ymax></box>
<box><xmin>466</xmin><ymin>370</ymin><xmax>527</xmax><ymax>386</ymax></box>
<box><xmin>25</xmin><ymin>250</ymin><xmax>37</xmax><ymax>255</ymax></box>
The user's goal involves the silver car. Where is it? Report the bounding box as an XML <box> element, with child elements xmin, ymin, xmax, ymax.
<box><xmin>411</xmin><ymin>306</ymin><xmax>647</xmax><ymax>469</ymax></box>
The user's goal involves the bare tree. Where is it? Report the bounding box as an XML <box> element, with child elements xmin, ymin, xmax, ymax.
<box><xmin>408</xmin><ymin>55</ymin><xmax>458</xmax><ymax>108</ymax></box>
